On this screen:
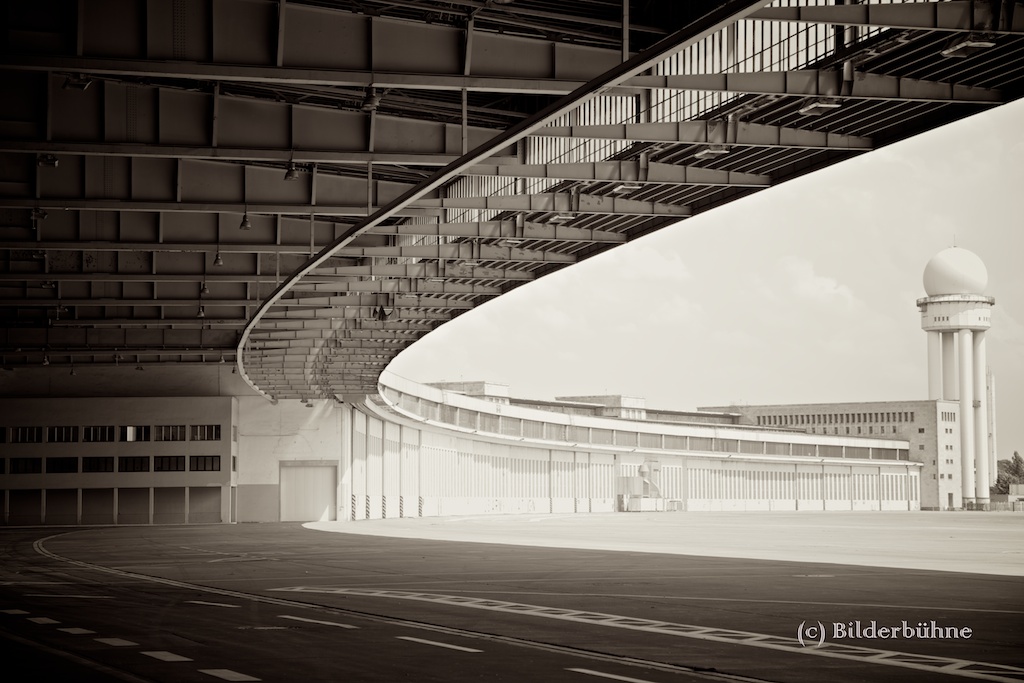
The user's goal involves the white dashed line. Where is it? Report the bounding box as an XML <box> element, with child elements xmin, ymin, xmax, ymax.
<box><xmin>198</xmin><ymin>669</ymin><xmax>261</xmax><ymax>681</ymax></box>
<box><xmin>187</xmin><ymin>600</ymin><xmax>241</xmax><ymax>608</ymax></box>
<box><xmin>277</xmin><ymin>615</ymin><xmax>357</xmax><ymax>629</ymax></box>
<box><xmin>568</xmin><ymin>669</ymin><xmax>659</xmax><ymax>683</ymax></box>
<box><xmin>94</xmin><ymin>638</ymin><xmax>138</xmax><ymax>647</ymax></box>
<box><xmin>1</xmin><ymin>609</ymin><xmax>29</xmax><ymax>614</ymax></box>
<box><xmin>142</xmin><ymin>651</ymin><xmax>193</xmax><ymax>662</ymax></box>
<box><xmin>395</xmin><ymin>636</ymin><xmax>483</xmax><ymax>653</ymax></box>
<box><xmin>27</xmin><ymin>617</ymin><xmax>60</xmax><ymax>624</ymax></box>
<box><xmin>26</xmin><ymin>594</ymin><xmax>113</xmax><ymax>599</ymax></box>
<box><xmin>58</xmin><ymin>627</ymin><xmax>96</xmax><ymax>635</ymax></box>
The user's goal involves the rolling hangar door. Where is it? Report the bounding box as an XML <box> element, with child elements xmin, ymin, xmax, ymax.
<box><xmin>280</xmin><ymin>462</ymin><xmax>337</xmax><ymax>522</ymax></box>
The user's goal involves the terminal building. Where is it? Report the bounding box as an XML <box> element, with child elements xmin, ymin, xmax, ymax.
<box><xmin>0</xmin><ymin>0</ymin><xmax>1013</xmax><ymax>525</ymax></box>
<box><xmin>0</xmin><ymin>247</ymin><xmax>999</xmax><ymax>523</ymax></box>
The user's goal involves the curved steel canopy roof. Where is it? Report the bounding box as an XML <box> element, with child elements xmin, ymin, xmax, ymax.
<box><xmin>0</xmin><ymin>0</ymin><xmax>1021</xmax><ymax>401</ymax></box>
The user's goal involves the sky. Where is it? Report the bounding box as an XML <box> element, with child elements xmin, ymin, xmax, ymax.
<box><xmin>389</xmin><ymin>98</ymin><xmax>1024</xmax><ymax>462</ymax></box>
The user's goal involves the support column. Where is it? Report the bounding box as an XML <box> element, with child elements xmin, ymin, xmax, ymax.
<box><xmin>941</xmin><ymin>332</ymin><xmax>958</xmax><ymax>400</ymax></box>
<box><xmin>973</xmin><ymin>331</ymin><xmax>990</xmax><ymax>508</ymax></box>
<box><xmin>958</xmin><ymin>329</ymin><xmax>975</xmax><ymax>507</ymax></box>
<box><xmin>927</xmin><ymin>330</ymin><xmax>943</xmax><ymax>399</ymax></box>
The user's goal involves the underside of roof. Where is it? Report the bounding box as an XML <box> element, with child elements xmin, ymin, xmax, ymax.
<box><xmin>0</xmin><ymin>0</ymin><xmax>1022</xmax><ymax>400</ymax></box>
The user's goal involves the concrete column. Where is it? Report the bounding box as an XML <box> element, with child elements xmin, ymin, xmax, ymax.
<box><xmin>927</xmin><ymin>330</ymin><xmax>943</xmax><ymax>399</ymax></box>
<box><xmin>941</xmin><ymin>332</ymin><xmax>958</xmax><ymax>400</ymax></box>
<box><xmin>973</xmin><ymin>331</ymin><xmax>990</xmax><ymax>507</ymax></box>
<box><xmin>958</xmin><ymin>329</ymin><xmax>975</xmax><ymax>506</ymax></box>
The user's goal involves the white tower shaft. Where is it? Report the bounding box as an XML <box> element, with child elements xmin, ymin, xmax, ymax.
<box><xmin>919</xmin><ymin>292</ymin><xmax>994</xmax><ymax>510</ymax></box>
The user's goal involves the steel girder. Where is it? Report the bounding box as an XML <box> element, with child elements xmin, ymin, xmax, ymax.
<box><xmin>1</xmin><ymin>0</ymin><xmax>1021</xmax><ymax>400</ymax></box>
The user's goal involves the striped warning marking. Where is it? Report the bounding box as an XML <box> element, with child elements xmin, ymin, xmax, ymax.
<box><xmin>27</xmin><ymin>617</ymin><xmax>60</xmax><ymax>624</ymax></box>
<box><xmin>568</xmin><ymin>669</ymin><xmax>661</xmax><ymax>683</ymax></box>
<box><xmin>95</xmin><ymin>638</ymin><xmax>138</xmax><ymax>647</ymax></box>
<box><xmin>187</xmin><ymin>600</ymin><xmax>240</xmax><ymax>608</ymax></box>
<box><xmin>277</xmin><ymin>614</ymin><xmax>357</xmax><ymax>629</ymax></box>
<box><xmin>396</xmin><ymin>636</ymin><xmax>483</xmax><ymax>653</ymax></box>
<box><xmin>272</xmin><ymin>587</ymin><xmax>1024</xmax><ymax>683</ymax></box>
<box><xmin>199</xmin><ymin>669</ymin><xmax>261</xmax><ymax>681</ymax></box>
<box><xmin>142</xmin><ymin>651</ymin><xmax>193</xmax><ymax>662</ymax></box>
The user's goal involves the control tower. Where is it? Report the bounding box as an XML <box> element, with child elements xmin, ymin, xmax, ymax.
<box><xmin>918</xmin><ymin>247</ymin><xmax>995</xmax><ymax>509</ymax></box>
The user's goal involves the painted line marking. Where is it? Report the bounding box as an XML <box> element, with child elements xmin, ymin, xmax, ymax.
<box><xmin>95</xmin><ymin>638</ymin><xmax>138</xmax><ymax>647</ymax></box>
<box><xmin>187</xmin><ymin>600</ymin><xmax>240</xmax><ymax>608</ymax></box>
<box><xmin>199</xmin><ymin>669</ymin><xmax>261</xmax><ymax>681</ymax></box>
<box><xmin>26</xmin><ymin>594</ymin><xmax>113</xmax><ymax>599</ymax></box>
<box><xmin>1</xmin><ymin>609</ymin><xmax>30</xmax><ymax>615</ymax></box>
<box><xmin>27</xmin><ymin>617</ymin><xmax>60</xmax><ymax>624</ymax></box>
<box><xmin>142</xmin><ymin>651</ymin><xmax>193</xmax><ymax>662</ymax></box>
<box><xmin>0</xmin><ymin>581</ymin><xmax>72</xmax><ymax>586</ymax></box>
<box><xmin>396</xmin><ymin>636</ymin><xmax>483</xmax><ymax>653</ymax></box>
<box><xmin>568</xmin><ymin>669</ymin><xmax>659</xmax><ymax>683</ymax></box>
<box><xmin>58</xmin><ymin>627</ymin><xmax>96</xmax><ymax>635</ymax></box>
<box><xmin>277</xmin><ymin>614</ymin><xmax>357</xmax><ymax>629</ymax></box>
<box><xmin>275</xmin><ymin>587</ymin><xmax>1024</xmax><ymax>683</ymax></box>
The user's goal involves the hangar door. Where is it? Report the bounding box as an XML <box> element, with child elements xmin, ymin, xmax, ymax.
<box><xmin>280</xmin><ymin>464</ymin><xmax>337</xmax><ymax>522</ymax></box>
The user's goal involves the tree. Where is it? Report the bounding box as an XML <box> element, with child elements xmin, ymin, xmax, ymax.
<box><xmin>992</xmin><ymin>451</ymin><xmax>1024</xmax><ymax>495</ymax></box>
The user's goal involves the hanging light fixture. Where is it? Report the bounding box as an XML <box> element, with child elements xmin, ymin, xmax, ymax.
<box><xmin>239</xmin><ymin>213</ymin><xmax>251</xmax><ymax>230</ymax></box>
<box><xmin>201</xmin><ymin>281</ymin><xmax>210</xmax><ymax>295</ymax></box>
<box><xmin>284</xmin><ymin>163</ymin><xmax>300</xmax><ymax>181</ymax></box>
<box><xmin>214</xmin><ymin>252</ymin><xmax>224</xmax><ymax>267</ymax></box>
<box><xmin>197</xmin><ymin>306</ymin><xmax>206</xmax><ymax>319</ymax></box>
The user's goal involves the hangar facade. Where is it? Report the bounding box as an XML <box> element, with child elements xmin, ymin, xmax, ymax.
<box><xmin>1</xmin><ymin>0</ymin><xmax>1021</xmax><ymax>523</ymax></box>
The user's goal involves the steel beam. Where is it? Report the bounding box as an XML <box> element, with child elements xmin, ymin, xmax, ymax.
<box><xmin>419</xmin><ymin>193</ymin><xmax>691</xmax><ymax>216</ymax></box>
<box><xmin>625</xmin><ymin>71</ymin><xmax>1003</xmax><ymax>103</ymax></box>
<box><xmin>750</xmin><ymin>2</ymin><xmax>1024</xmax><ymax>35</ymax></box>
<box><xmin>464</xmin><ymin>161</ymin><xmax>771</xmax><ymax>187</ymax></box>
<box><xmin>535</xmin><ymin>120</ymin><xmax>874</xmax><ymax>150</ymax></box>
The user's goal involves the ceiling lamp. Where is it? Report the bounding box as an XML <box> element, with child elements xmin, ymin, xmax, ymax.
<box><xmin>941</xmin><ymin>34</ymin><xmax>996</xmax><ymax>58</ymax></box>
<box><xmin>36</xmin><ymin>154</ymin><xmax>59</xmax><ymax>168</ymax></box>
<box><xmin>239</xmin><ymin>213</ymin><xmax>251</xmax><ymax>230</ymax></box>
<box><xmin>61</xmin><ymin>74</ymin><xmax>93</xmax><ymax>90</ymax></box>
<box><xmin>797</xmin><ymin>98</ymin><xmax>842</xmax><ymax>116</ymax></box>
<box><xmin>214</xmin><ymin>252</ymin><xmax>224</xmax><ymax>267</ymax></box>
<box><xmin>197</xmin><ymin>306</ymin><xmax>206</xmax><ymax>319</ymax></box>
<box><xmin>201</xmin><ymin>282</ymin><xmax>210</xmax><ymax>295</ymax></box>
<box><xmin>694</xmin><ymin>145</ymin><xmax>730</xmax><ymax>159</ymax></box>
<box><xmin>611</xmin><ymin>183</ymin><xmax>643</xmax><ymax>193</ymax></box>
<box><xmin>284</xmin><ymin>163</ymin><xmax>300</xmax><ymax>181</ymax></box>
<box><xmin>361</xmin><ymin>88</ymin><xmax>383</xmax><ymax>112</ymax></box>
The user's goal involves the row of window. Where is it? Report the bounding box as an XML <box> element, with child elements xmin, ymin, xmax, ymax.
<box><xmin>757</xmin><ymin>411</ymin><xmax>916</xmax><ymax>427</ymax></box>
<box><xmin>0</xmin><ymin>425</ymin><xmax>222</xmax><ymax>444</ymax></box>
<box><xmin>384</xmin><ymin>388</ymin><xmax>908</xmax><ymax>460</ymax></box>
<box><xmin>940</xmin><ymin>411</ymin><xmax>958</xmax><ymax>422</ymax></box>
<box><xmin>1</xmin><ymin>456</ymin><xmax>221</xmax><ymax>474</ymax></box>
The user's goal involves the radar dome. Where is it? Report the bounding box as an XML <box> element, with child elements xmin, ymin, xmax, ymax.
<box><xmin>922</xmin><ymin>247</ymin><xmax>988</xmax><ymax>296</ymax></box>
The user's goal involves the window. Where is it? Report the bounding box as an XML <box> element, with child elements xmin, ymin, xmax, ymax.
<box><xmin>155</xmin><ymin>425</ymin><xmax>186</xmax><ymax>441</ymax></box>
<box><xmin>118</xmin><ymin>456</ymin><xmax>151</xmax><ymax>472</ymax></box>
<box><xmin>83</xmin><ymin>426</ymin><xmax>116</xmax><ymax>442</ymax></box>
<box><xmin>0</xmin><ymin>458</ymin><xmax>4</xmax><ymax>474</ymax></box>
<box><xmin>11</xmin><ymin>426</ymin><xmax>43</xmax><ymax>443</ymax></box>
<box><xmin>919</xmin><ymin>445</ymin><xmax>925</xmax><ymax>450</ymax></box>
<box><xmin>190</xmin><ymin>424</ymin><xmax>221</xmax><ymax>441</ymax></box>
<box><xmin>154</xmin><ymin>456</ymin><xmax>186</xmax><ymax>472</ymax></box>
<box><xmin>82</xmin><ymin>457</ymin><xmax>114</xmax><ymax>472</ymax></box>
<box><xmin>46</xmin><ymin>457</ymin><xmax>79</xmax><ymax>474</ymax></box>
<box><xmin>120</xmin><ymin>426</ymin><xmax>151</xmax><ymax>442</ymax></box>
<box><xmin>918</xmin><ymin>428</ymin><xmax>925</xmax><ymax>433</ymax></box>
<box><xmin>0</xmin><ymin>427</ymin><xmax>7</xmax><ymax>443</ymax></box>
<box><xmin>232</xmin><ymin>456</ymin><xmax>238</xmax><ymax>472</ymax></box>
<box><xmin>9</xmin><ymin>457</ymin><xmax>42</xmax><ymax>474</ymax></box>
<box><xmin>190</xmin><ymin>456</ymin><xmax>221</xmax><ymax>472</ymax></box>
<box><xmin>48</xmin><ymin>426</ymin><xmax>79</xmax><ymax>443</ymax></box>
